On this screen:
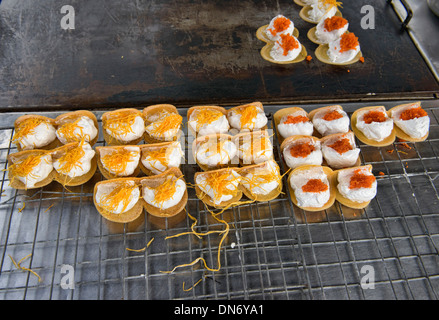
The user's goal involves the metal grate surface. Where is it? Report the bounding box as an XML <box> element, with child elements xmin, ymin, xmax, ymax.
<box><xmin>0</xmin><ymin>100</ymin><xmax>439</xmax><ymax>300</ymax></box>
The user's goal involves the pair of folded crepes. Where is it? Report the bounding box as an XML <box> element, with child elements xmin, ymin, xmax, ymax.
<box><xmin>280</xmin><ymin>132</ymin><xmax>361</xmax><ymax>170</ymax></box>
<box><xmin>7</xmin><ymin>140</ymin><xmax>96</xmax><ymax>189</ymax></box>
<box><xmin>12</xmin><ymin>111</ymin><xmax>99</xmax><ymax>151</ymax></box>
<box><xmin>288</xmin><ymin>164</ymin><xmax>377</xmax><ymax>211</ymax></box>
<box><xmin>93</xmin><ymin>168</ymin><xmax>187</xmax><ymax>222</ymax></box>
<box><xmin>95</xmin><ymin>141</ymin><xmax>184</xmax><ymax>179</ymax></box>
<box><xmin>192</xmin><ymin>130</ymin><xmax>274</xmax><ymax>171</ymax></box>
<box><xmin>101</xmin><ymin>104</ymin><xmax>183</xmax><ymax>145</ymax></box>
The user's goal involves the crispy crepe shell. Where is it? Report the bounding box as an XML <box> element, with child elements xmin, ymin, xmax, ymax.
<box><xmin>192</xmin><ymin>133</ymin><xmax>238</xmax><ymax>171</ymax></box>
<box><xmin>96</xmin><ymin>145</ymin><xmax>141</xmax><ymax>180</ymax></box>
<box><xmin>14</xmin><ymin>115</ymin><xmax>59</xmax><ymax>151</ymax></box>
<box><xmin>101</xmin><ymin>108</ymin><xmax>144</xmax><ymax>146</ymax></box>
<box><xmin>143</xmin><ymin>104</ymin><xmax>182</xmax><ymax>144</ymax></box>
<box><xmin>55</xmin><ymin>110</ymin><xmax>99</xmax><ymax>146</ymax></box>
<box><xmin>388</xmin><ymin>103</ymin><xmax>429</xmax><ymax>142</ymax></box>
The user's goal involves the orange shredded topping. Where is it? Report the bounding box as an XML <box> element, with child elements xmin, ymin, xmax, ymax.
<box><xmin>289</xmin><ymin>142</ymin><xmax>315</xmax><ymax>158</ymax></box>
<box><xmin>321</xmin><ymin>0</ymin><xmax>343</xmax><ymax>8</ymax></box>
<box><xmin>9</xmin><ymin>153</ymin><xmax>47</xmax><ymax>181</ymax></box>
<box><xmin>193</xmin><ymin>109</ymin><xmax>223</xmax><ymax>131</ymax></box>
<box><xmin>12</xmin><ymin>118</ymin><xmax>49</xmax><ymax>145</ymax></box>
<box><xmin>57</xmin><ymin>119</ymin><xmax>88</xmax><ymax>143</ymax></box>
<box><xmin>302</xmin><ymin>179</ymin><xmax>328</xmax><ymax>193</ymax></box>
<box><xmin>349</xmin><ymin>169</ymin><xmax>375</xmax><ymax>189</ymax></box>
<box><xmin>328</xmin><ymin>138</ymin><xmax>352</xmax><ymax>154</ymax></box>
<box><xmin>276</xmin><ymin>33</ymin><xmax>299</xmax><ymax>56</ymax></box>
<box><xmin>101</xmin><ymin>148</ymin><xmax>138</xmax><ymax>175</ymax></box>
<box><xmin>149</xmin><ymin>112</ymin><xmax>182</xmax><ymax>137</ymax></box>
<box><xmin>323</xmin><ymin>110</ymin><xmax>343</xmax><ymax>121</ymax></box>
<box><xmin>144</xmin><ymin>146</ymin><xmax>169</xmax><ymax>172</ymax></box>
<box><xmin>55</xmin><ymin>141</ymin><xmax>86</xmax><ymax>175</ymax></box>
<box><xmin>268</xmin><ymin>16</ymin><xmax>291</xmax><ymax>36</ymax></box>
<box><xmin>400</xmin><ymin>107</ymin><xmax>428</xmax><ymax>121</ymax></box>
<box><xmin>363</xmin><ymin>110</ymin><xmax>387</xmax><ymax>124</ymax></box>
<box><xmin>235</xmin><ymin>105</ymin><xmax>259</xmax><ymax>129</ymax></box>
<box><xmin>323</xmin><ymin>16</ymin><xmax>348</xmax><ymax>32</ymax></box>
<box><xmin>99</xmin><ymin>182</ymin><xmax>138</xmax><ymax>213</ymax></box>
<box><xmin>339</xmin><ymin>33</ymin><xmax>359</xmax><ymax>53</ymax></box>
<box><xmin>153</xmin><ymin>176</ymin><xmax>179</xmax><ymax>208</ymax></box>
<box><xmin>198</xmin><ymin>169</ymin><xmax>241</xmax><ymax>202</ymax></box>
<box><xmin>103</xmin><ymin>111</ymin><xmax>140</xmax><ymax>138</ymax></box>
<box><xmin>284</xmin><ymin>115</ymin><xmax>309</xmax><ymax>124</ymax></box>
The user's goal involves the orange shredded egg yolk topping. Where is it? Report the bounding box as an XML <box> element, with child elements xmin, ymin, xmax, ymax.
<box><xmin>199</xmin><ymin>169</ymin><xmax>240</xmax><ymax>201</ymax></box>
<box><xmin>290</xmin><ymin>142</ymin><xmax>315</xmax><ymax>158</ymax></box>
<box><xmin>153</xmin><ymin>176</ymin><xmax>179</xmax><ymax>207</ymax></box>
<box><xmin>323</xmin><ymin>16</ymin><xmax>348</xmax><ymax>32</ymax></box>
<box><xmin>321</xmin><ymin>0</ymin><xmax>343</xmax><ymax>8</ymax></box>
<box><xmin>363</xmin><ymin>110</ymin><xmax>387</xmax><ymax>124</ymax></box>
<box><xmin>9</xmin><ymin>153</ymin><xmax>47</xmax><ymax>180</ymax></box>
<box><xmin>235</xmin><ymin>105</ymin><xmax>259</xmax><ymax>128</ymax></box>
<box><xmin>349</xmin><ymin>169</ymin><xmax>376</xmax><ymax>189</ymax></box>
<box><xmin>149</xmin><ymin>112</ymin><xmax>182</xmax><ymax>137</ymax></box>
<box><xmin>194</xmin><ymin>109</ymin><xmax>223</xmax><ymax>131</ymax></box>
<box><xmin>400</xmin><ymin>107</ymin><xmax>428</xmax><ymax>121</ymax></box>
<box><xmin>328</xmin><ymin>138</ymin><xmax>352</xmax><ymax>154</ymax></box>
<box><xmin>56</xmin><ymin>141</ymin><xmax>86</xmax><ymax>175</ymax></box>
<box><xmin>242</xmin><ymin>135</ymin><xmax>270</xmax><ymax>158</ymax></box>
<box><xmin>302</xmin><ymin>179</ymin><xmax>329</xmax><ymax>193</ymax></box>
<box><xmin>277</xmin><ymin>33</ymin><xmax>299</xmax><ymax>56</ymax></box>
<box><xmin>57</xmin><ymin>119</ymin><xmax>88</xmax><ymax>143</ymax></box>
<box><xmin>144</xmin><ymin>146</ymin><xmax>170</xmax><ymax>172</ymax></box>
<box><xmin>101</xmin><ymin>148</ymin><xmax>138</xmax><ymax>175</ymax></box>
<box><xmin>339</xmin><ymin>33</ymin><xmax>359</xmax><ymax>53</ymax></box>
<box><xmin>268</xmin><ymin>16</ymin><xmax>291</xmax><ymax>36</ymax></box>
<box><xmin>284</xmin><ymin>115</ymin><xmax>309</xmax><ymax>124</ymax></box>
<box><xmin>12</xmin><ymin>118</ymin><xmax>48</xmax><ymax>144</ymax></box>
<box><xmin>103</xmin><ymin>111</ymin><xmax>139</xmax><ymax>138</ymax></box>
<box><xmin>99</xmin><ymin>182</ymin><xmax>138</xmax><ymax>213</ymax></box>
<box><xmin>323</xmin><ymin>110</ymin><xmax>343</xmax><ymax>121</ymax></box>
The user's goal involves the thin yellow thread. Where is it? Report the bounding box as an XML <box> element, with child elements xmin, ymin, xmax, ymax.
<box><xmin>9</xmin><ymin>253</ymin><xmax>42</xmax><ymax>282</ymax></box>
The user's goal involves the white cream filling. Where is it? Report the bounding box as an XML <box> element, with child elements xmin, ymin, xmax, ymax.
<box><xmin>95</xmin><ymin>182</ymin><xmax>140</xmax><ymax>214</ymax></box>
<box><xmin>56</xmin><ymin>116</ymin><xmax>98</xmax><ymax>144</ymax></box>
<box><xmin>277</xmin><ymin>111</ymin><xmax>314</xmax><ymax>139</ymax></box>
<box><xmin>238</xmin><ymin>138</ymin><xmax>273</xmax><ymax>165</ymax></box>
<box><xmin>309</xmin><ymin>3</ymin><xmax>337</xmax><ymax>22</ymax></box>
<box><xmin>242</xmin><ymin>161</ymin><xmax>280</xmax><ymax>195</ymax></box>
<box><xmin>391</xmin><ymin>105</ymin><xmax>430</xmax><ymax>139</ymax></box>
<box><xmin>141</xmin><ymin>142</ymin><xmax>184</xmax><ymax>174</ymax></box>
<box><xmin>327</xmin><ymin>37</ymin><xmax>360</xmax><ymax>63</ymax></box>
<box><xmin>312</xmin><ymin>106</ymin><xmax>350</xmax><ymax>136</ymax></box>
<box><xmin>106</xmin><ymin>115</ymin><xmax>144</xmax><ymax>142</ymax></box>
<box><xmin>143</xmin><ymin>178</ymin><xmax>186</xmax><ymax>210</ymax></box>
<box><xmin>196</xmin><ymin>170</ymin><xmax>241</xmax><ymax>205</ymax></box>
<box><xmin>321</xmin><ymin>134</ymin><xmax>360</xmax><ymax>169</ymax></box>
<box><xmin>228</xmin><ymin>107</ymin><xmax>268</xmax><ymax>131</ymax></box>
<box><xmin>356</xmin><ymin>108</ymin><xmax>394</xmax><ymax>142</ymax></box>
<box><xmin>315</xmin><ymin>18</ymin><xmax>348</xmax><ymax>43</ymax></box>
<box><xmin>265</xmin><ymin>15</ymin><xmax>295</xmax><ymax>41</ymax></box>
<box><xmin>53</xmin><ymin>142</ymin><xmax>96</xmax><ymax>178</ymax></box>
<box><xmin>283</xmin><ymin>139</ymin><xmax>322</xmax><ymax>169</ymax></box>
<box><xmin>290</xmin><ymin>167</ymin><xmax>330</xmax><ymax>208</ymax></box>
<box><xmin>270</xmin><ymin>37</ymin><xmax>302</xmax><ymax>62</ymax></box>
<box><xmin>337</xmin><ymin>167</ymin><xmax>377</xmax><ymax>203</ymax></box>
<box><xmin>18</xmin><ymin>122</ymin><xmax>57</xmax><ymax>150</ymax></box>
<box><xmin>196</xmin><ymin>140</ymin><xmax>237</xmax><ymax>167</ymax></box>
<box><xmin>100</xmin><ymin>146</ymin><xmax>140</xmax><ymax>176</ymax></box>
<box><xmin>16</xmin><ymin>153</ymin><xmax>53</xmax><ymax>188</ymax></box>
<box><xmin>188</xmin><ymin>113</ymin><xmax>230</xmax><ymax>137</ymax></box>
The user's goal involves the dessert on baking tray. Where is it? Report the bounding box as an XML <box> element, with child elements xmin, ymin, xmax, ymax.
<box><xmin>274</xmin><ymin>107</ymin><xmax>314</xmax><ymax>142</ymax></box>
<box><xmin>256</xmin><ymin>15</ymin><xmax>299</xmax><ymax>44</ymax></box>
<box><xmin>227</xmin><ymin>102</ymin><xmax>268</xmax><ymax>132</ymax></box>
<box><xmin>309</xmin><ymin>105</ymin><xmax>350</xmax><ymax>136</ymax></box>
<box><xmin>315</xmin><ymin>32</ymin><xmax>362</xmax><ymax>65</ymax></box>
<box><xmin>102</xmin><ymin>108</ymin><xmax>145</xmax><ymax>145</ymax></box>
<box><xmin>12</xmin><ymin>115</ymin><xmax>58</xmax><ymax>151</ymax></box>
<box><xmin>335</xmin><ymin>165</ymin><xmax>377</xmax><ymax>209</ymax></box>
<box><xmin>140</xmin><ymin>168</ymin><xmax>188</xmax><ymax>218</ymax></box>
<box><xmin>288</xmin><ymin>165</ymin><xmax>336</xmax><ymax>211</ymax></box>
<box><xmin>195</xmin><ymin>167</ymin><xmax>242</xmax><ymax>208</ymax></box>
<box><xmin>239</xmin><ymin>160</ymin><xmax>282</xmax><ymax>202</ymax></box>
<box><xmin>96</xmin><ymin>145</ymin><xmax>141</xmax><ymax>179</ymax></box>
<box><xmin>299</xmin><ymin>0</ymin><xmax>343</xmax><ymax>24</ymax></box>
<box><xmin>193</xmin><ymin>133</ymin><xmax>238</xmax><ymax>171</ymax></box>
<box><xmin>143</xmin><ymin>104</ymin><xmax>182</xmax><ymax>143</ymax></box>
<box><xmin>352</xmin><ymin>106</ymin><xmax>396</xmax><ymax>146</ymax></box>
<box><xmin>7</xmin><ymin>149</ymin><xmax>54</xmax><ymax>190</ymax></box>
<box><xmin>52</xmin><ymin>140</ymin><xmax>96</xmax><ymax>186</ymax></box>
<box><xmin>281</xmin><ymin>135</ymin><xmax>323</xmax><ymax>169</ymax></box>
<box><xmin>55</xmin><ymin>110</ymin><xmax>99</xmax><ymax>146</ymax></box>
<box><xmin>389</xmin><ymin>102</ymin><xmax>430</xmax><ymax>142</ymax></box>
<box><xmin>233</xmin><ymin>130</ymin><xmax>273</xmax><ymax>166</ymax></box>
<box><xmin>320</xmin><ymin>131</ymin><xmax>360</xmax><ymax>169</ymax></box>
<box><xmin>187</xmin><ymin>105</ymin><xmax>230</xmax><ymax>137</ymax></box>
<box><xmin>140</xmin><ymin>141</ymin><xmax>184</xmax><ymax>175</ymax></box>
<box><xmin>94</xmin><ymin>178</ymin><xmax>144</xmax><ymax>223</ymax></box>
<box><xmin>308</xmin><ymin>16</ymin><xmax>348</xmax><ymax>44</ymax></box>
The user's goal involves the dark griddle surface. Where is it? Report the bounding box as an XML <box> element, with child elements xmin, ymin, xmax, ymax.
<box><xmin>0</xmin><ymin>0</ymin><xmax>438</xmax><ymax>110</ymax></box>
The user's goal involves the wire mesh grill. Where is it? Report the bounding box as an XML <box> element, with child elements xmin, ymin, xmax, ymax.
<box><xmin>0</xmin><ymin>101</ymin><xmax>438</xmax><ymax>300</ymax></box>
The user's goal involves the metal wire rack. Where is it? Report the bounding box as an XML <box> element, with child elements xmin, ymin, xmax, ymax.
<box><xmin>0</xmin><ymin>100</ymin><xmax>438</xmax><ymax>300</ymax></box>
